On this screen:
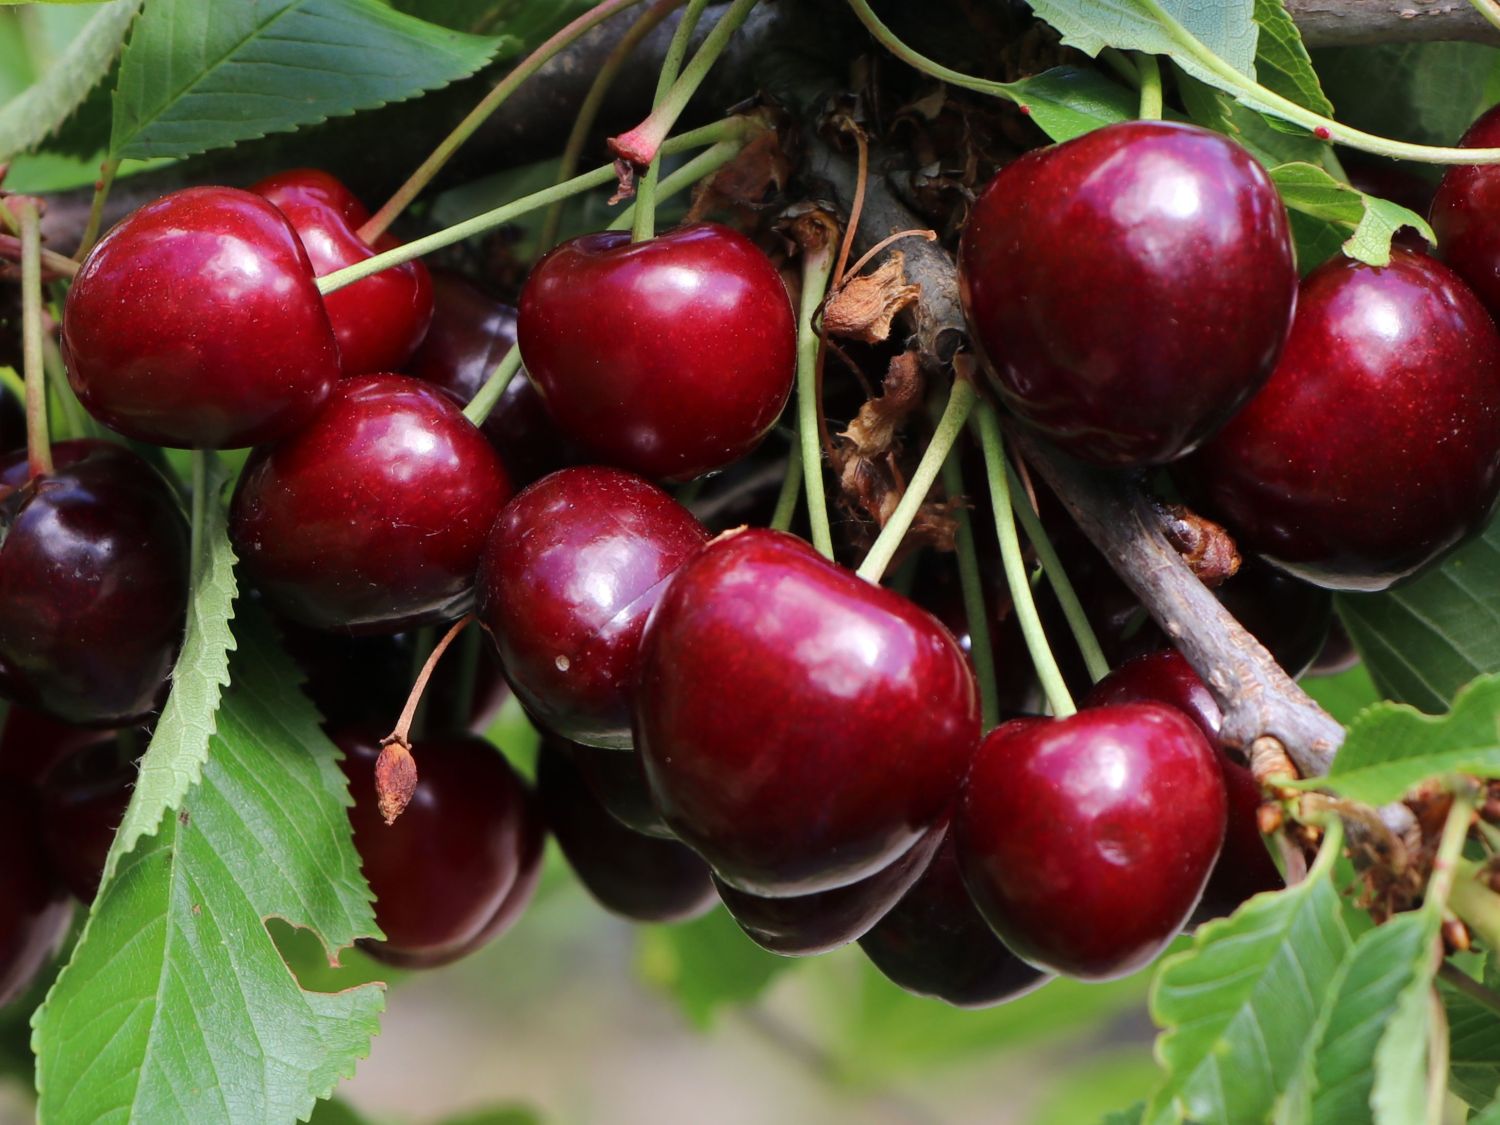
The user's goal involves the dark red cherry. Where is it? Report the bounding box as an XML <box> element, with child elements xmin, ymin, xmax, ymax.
<box><xmin>1306</xmin><ymin>620</ymin><xmax>1360</xmax><ymax>679</ymax></box>
<box><xmin>568</xmin><ymin>741</ymin><xmax>673</xmax><ymax>839</ymax></box>
<box><xmin>1191</xmin><ymin>249</ymin><xmax>1500</xmax><ymax>591</ymax></box>
<box><xmin>0</xmin><ymin>705</ymin><xmax>116</xmax><ymax>785</ymax></box>
<box><xmin>1213</xmin><ymin>559</ymin><xmax>1331</xmax><ymax>680</ymax></box>
<box><xmin>230</xmin><ymin>375</ymin><xmax>512</xmax><ymax>633</ymax></box>
<box><xmin>1430</xmin><ymin>105</ymin><xmax>1500</xmax><ymax>316</ymax></box>
<box><xmin>959</xmin><ymin>121</ymin><xmax>1296</xmax><ymax>466</ymax></box>
<box><xmin>535</xmin><ymin>738</ymin><xmax>715</xmax><ymax>924</ymax></box>
<box><xmin>251</xmin><ymin>169</ymin><xmax>433</xmax><ymax>376</ymax></box>
<box><xmin>338</xmin><ymin>729</ymin><xmax>543</xmax><ymax>967</ymax></box>
<box><xmin>38</xmin><ymin>738</ymin><xmax>134</xmax><ymax>902</ymax></box>
<box><xmin>517</xmin><ymin>224</ymin><xmax>796</xmax><ymax>481</ymax></box>
<box><xmin>956</xmin><ymin>706</ymin><xmax>1226</xmax><ymax>979</ymax></box>
<box><xmin>0</xmin><ymin>441</ymin><xmax>189</xmax><ymax>726</ymax></box>
<box><xmin>62</xmin><ymin>186</ymin><xmax>339</xmax><ymax>448</ymax></box>
<box><xmin>636</xmin><ymin>528</ymin><xmax>980</xmax><ymax>896</ymax></box>
<box><xmin>859</xmin><ymin>833</ymin><xmax>1051</xmax><ymax>1008</ymax></box>
<box><xmin>0</xmin><ymin>790</ymin><xmax>71</xmax><ymax>1006</ymax></box>
<box><xmin>714</xmin><ymin>828</ymin><xmax>943</xmax><ymax>957</ymax></box>
<box><xmin>476</xmin><ymin>466</ymin><xmax>707</xmax><ymax>748</ymax></box>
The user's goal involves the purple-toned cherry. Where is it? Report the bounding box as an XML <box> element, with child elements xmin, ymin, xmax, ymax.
<box><xmin>859</xmin><ymin>833</ymin><xmax>1051</xmax><ymax>1008</ymax></box>
<box><xmin>0</xmin><ymin>705</ymin><xmax>117</xmax><ymax>785</ymax></box>
<box><xmin>38</xmin><ymin>738</ymin><xmax>134</xmax><ymax>902</ymax></box>
<box><xmin>62</xmin><ymin>186</ymin><xmax>339</xmax><ymax>448</ymax></box>
<box><xmin>1306</xmin><ymin>620</ymin><xmax>1360</xmax><ymax>679</ymax></box>
<box><xmin>568</xmin><ymin>740</ymin><xmax>673</xmax><ymax>839</ymax></box>
<box><xmin>536</xmin><ymin>738</ymin><xmax>715</xmax><ymax>924</ymax></box>
<box><xmin>959</xmin><ymin>121</ymin><xmax>1296</xmax><ymax>466</ymax></box>
<box><xmin>517</xmin><ymin>224</ymin><xmax>796</xmax><ymax>481</ymax></box>
<box><xmin>714</xmin><ymin>828</ymin><xmax>944</xmax><ymax>957</ymax></box>
<box><xmin>0</xmin><ymin>790</ymin><xmax>71</xmax><ymax>1006</ymax></box>
<box><xmin>0</xmin><ymin>441</ymin><xmax>189</xmax><ymax>726</ymax></box>
<box><xmin>635</xmin><ymin>528</ymin><xmax>980</xmax><ymax>896</ymax></box>
<box><xmin>1191</xmin><ymin>248</ymin><xmax>1500</xmax><ymax>591</ymax></box>
<box><xmin>252</xmin><ymin>169</ymin><xmax>433</xmax><ymax>376</ymax></box>
<box><xmin>230</xmin><ymin>374</ymin><xmax>512</xmax><ymax>633</ymax></box>
<box><xmin>476</xmin><ymin>466</ymin><xmax>707</xmax><ymax>748</ymax></box>
<box><xmin>955</xmin><ymin>706</ymin><xmax>1226</xmax><ymax>979</ymax></box>
<box><xmin>338</xmin><ymin>729</ymin><xmax>543</xmax><ymax>967</ymax></box>
<box><xmin>1430</xmin><ymin>105</ymin><xmax>1500</xmax><ymax>316</ymax></box>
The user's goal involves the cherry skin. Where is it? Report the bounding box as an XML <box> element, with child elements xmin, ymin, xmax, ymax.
<box><xmin>251</xmin><ymin>169</ymin><xmax>433</xmax><ymax>376</ymax></box>
<box><xmin>959</xmin><ymin>120</ymin><xmax>1296</xmax><ymax>466</ymax></box>
<box><xmin>476</xmin><ymin>466</ymin><xmax>708</xmax><ymax>748</ymax></box>
<box><xmin>635</xmin><ymin>528</ymin><xmax>980</xmax><ymax>897</ymax></box>
<box><xmin>1430</xmin><ymin>105</ymin><xmax>1500</xmax><ymax>316</ymax></box>
<box><xmin>337</xmin><ymin>729</ymin><xmax>543</xmax><ymax>967</ymax></box>
<box><xmin>0</xmin><ymin>705</ymin><xmax>118</xmax><ymax>786</ymax></box>
<box><xmin>0</xmin><ymin>441</ymin><xmax>189</xmax><ymax>726</ymax></box>
<box><xmin>38</xmin><ymin>738</ymin><xmax>135</xmax><ymax>902</ymax></box>
<box><xmin>230</xmin><ymin>374</ymin><xmax>512</xmax><ymax>633</ymax></box>
<box><xmin>955</xmin><ymin>705</ymin><xmax>1226</xmax><ymax>980</ymax></box>
<box><xmin>0</xmin><ymin>789</ymin><xmax>71</xmax><ymax>1007</ymax></box>
<box><xmin>859</xmin><ymin>833</ymin><xmax>1051</xmax><ymax>1008</ymax></box>
<box><xmin>568</xmin><ymin>740</ymin><xmax>674</xmax><ymax>839</ymax></box>
<box><xmin>62</xmin><ymin>186</ymin><xmax>340</xmax><ymax>448</ymax></box>
<box><xmin>517</xmin><ymin>223</ymin><xmax>796</xmax><ymax>481</ymax></box>
<box><xmin>535</xmin><ymin>738</ymin><xmax>716</xmax><ymax>924</ymax></box>
<box><xmin>1190</xmin><ymin>248</ymin><xmax>1500</xmax><ymax>591</ymax></box>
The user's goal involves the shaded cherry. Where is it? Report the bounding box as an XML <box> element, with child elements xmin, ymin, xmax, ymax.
<box><xmin>338</xmin><ymin>729</ymin><xmax>543</xmax><ymax>967</ymax></box>
<box><xmin>62</xmin><ymin>186</ymin><xmax>339</xmax><ymax>448</ymax></box>
<box><xmin>476</xmin><ymin>466</ymin><xmax>708</xmax><ymax>748</ymax></box>
<box><xmin>568</xmin><ymin>740</ymin><xmax>673</xmax><ymax>839</ymax></box>
<box><xmin>1430</xmin><ymin>105</ymin><xmax>1500</xmax><ymax>316</ymax></box>
<box><xmin>955</xmin><ymin>705</ymin><xmax>1225</xmax><ymax>979</ymax></box>
<box><xmin>38</xmin><ymin>737</ymin><xmax>134</xmax><ymax>902</ymax></box>
<box><xmin>0</xmin><ymin>440</ymin><xmax>189</xmax><ymax>726</ymax></box>
<box><xmin>230</xmin><ymin>375</ymin><xmax>512</xmax><ymax>633</ymax></box>
<box><xmin>0</xmin><ymin>705</ymin><xmax>116</xmax><ymax>785</ymax></box>
<box><xmin>959</xmin><ymin>121</ymin><xmax>1296</xmax><ymax>466</ymax></box>
<box><xmin>252</xmin><ymin>169</ymin><xmax>433</xmax><ymax>376</ymax></box>
<box><xmin>1306</xmin><ymin>620</ymin><xmax>1360</xmax><ymax>679</ymax></box>
<box><xmin>1212</xmin><ymin>559</ymin><xmax>1332</xmax><ymax>680</ymax></box>
<box><xmin>859</xmin><ymin>833</ymin><xmax>1051</xmax><ymax>1008</ymax></box>
<box><xmin>536</xmin><ymin>738</ymin><xmax>715</xmax><ymax>924</ymax></box>
<box><xmin>0</xmin><ymin>790</ymin><xmax>71</xmax><ymax>1006</ymax></box>
<box><xmin>518</xmin><ymin>224</ymin><xmax>796</xmax><ymax>481</ymax></box>
<box><xmin>1191</xmin><ymin>248</ymin><xmax>1500</xmax><ymax>591</ymax></box>
<box><xmin>636</xmin><ymin>528</ymin><xmax>980</xmax><ymax>896</ymax></box>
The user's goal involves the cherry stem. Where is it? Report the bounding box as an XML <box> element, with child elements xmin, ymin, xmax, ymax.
<box><xmin>796</xmin><ymin>233</ymin><xmax>838</xmax><ymax>560</ymax></box>
<box><xmin>938</xmin><ymin>430</ymin><xmax>999</xmax><ymax>731</ymax></box>
<box><xmin>358</xmin><ymin>0</ymin><xmax>649</xmax><ymax>243</ymax></box>
<box><xmin>607</xmin><ymin>136</ymin><xmax>746</xmax><ymax>231</ymax></box>
<box><xmin>769</xmin><ymin>442</ymin><xmax>804</xmax><ymax>533</ymax></box>
<box><xmin>1427</xmin><ymin>784</ymin><xmax>1479</xmax><ymax>919</ymax></box>
<box><xmin>539</xmin><ymin>0</ymin><xmax>685</xmax><ymax>251</ymax></box>
<box><xmin>1451</xmin><ymin>860</ymin><xmax>1500</xmax><ymax>952</ymax></box>
<box><xmin>610</xmin><ymin>0</ymin><xmax>759</xmax><ymax>168</ymax></box>
<box><xmin>318</xmin><ymin>117</ymin><xmax>749</xmax><ymax>296</ymax></box>
<box><xmin>1438</xmin><ymin>962</ymin><xmax>1500</xmax><ymax>1018</ymax></box>
<box><xmin>1469</xmin><ymin>0</ymin><xmax>1500</xmax><ymax>34</ymax></box>
<box><xmin>462</xmin><ymin>343</ymin><xmax>523</xmax><ymax>427</ymax></box>
<box><xmin>1136</xmin><ymin>53</ymin><xmax>1163</xmax><ymax>120</ymax></box>
<box><xmin>40</xmin><ymin>334</ymin><xmax>95</xmax><ymax>441</ymax></box>
<box><xmin>0</xmin><ymin>235</ymin><xmax>79</xmax><ymax>279</ymax></box>
<box><xmin>631</xmin><ymin>0</ymin><xmax>711</xmax><ymax>243</ymax></box>
<box><xmin>857</xmin><ymin>374</ymin><xmax>978</xmax><ymax>585</ymax></box>
<box><xmin>75</xmin><ymin>157</ymin><xmax>119</xmax><ymax>259</ymax></box>
<box><xmin>16</xmin><ymin>200</ymin><xmax>51</xmax><ymax>479</ymax></box>
<box><xmin>974</xmin><ymin>397</ymin><xmax>1076</xmax><ymax>718</ymax></box>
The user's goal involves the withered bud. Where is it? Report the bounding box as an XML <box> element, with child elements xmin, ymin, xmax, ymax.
<box><xmin>375</xmin><ymin>737</ymin><xmax>418</xmax><ymax>826</ymax></box>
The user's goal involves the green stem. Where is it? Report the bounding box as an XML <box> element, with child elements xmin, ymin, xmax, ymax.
<box><xmin>1451</xmin><ymin>860</ymin><xmax>1500</xmax><ymax>952</ymax></box>
<box><xmin>359</xmin><ymin>0</ymin><xmax>648</xmax><ymax>242</ymax></box>
<box><xmin>74</xmin><ymin>158</ymin><xmax>119</xmax><ymax>259</ymax></box>
<box><xmin>608</xmin><ymin>137</ymin><xmax>745</xmax><ymax>231</ymax></box>
<box><xmin>1427</xmin><ymin>788</ymin><xmax>1478</xmax><ymax>917</ymax></box>
<box><xmin>796</xmin><ymin>238</ymin><xmax>837</xmax><ymax>560</ymax></box>
<box><xmin>318</xmin><ymin>118</ymin><xmax>747</xmax><ymax>295</ymax></box>
<box><xmin>189</xmin><ymin>450</ymin><xmax>209</xmax><ymax>586</ymax></box>
<box><xmin>1469</xmin><ymin>0</ymin><xmax>1500</xmax><ymax>34</ymax></box>
<box><xmin>1438</xmin><ymin>962</ymin><xmax>1500</xmax><ymax>1019</ymax></box>
<box><xmin>40</xmin><ymin>334</ymin><xmax>94</xmax><ymax>441</ymax></box>
<box><xmin>940</xmin><ymin>441</ymin><xmax>999</xmax><ymax>730</ymax></box>
<box><xmin>462</xmin><ymin>344</ymin><xmax>524</xmax><ymax>427</ymax></box>
<box><xmin>17</xmin><ymin>200</ymin><xmax>51</xmax><ymax>479</ymax></box>
<box><xmin>769</xmin><ymin>444</ymin><xmax>803</xmax><ymax>533</ymax></box>
<box><xmin>857</xmin><ymin>377</ymin><xmax>977</xmax><ymax>584</ymax></box>
<box><xmin>1136</xmin><ymin>54</ymin><xmax>1163</xmax><ymax>120</ymax></box>
<box><xmin>974</xmin><ymin>400</ymin><xmax>1074</xmax><ymax>718</ymax></box>
<box><xmin>632</xmin><ymin>0</ymin><xmax>711</xmax><ymax>242</ymax></box>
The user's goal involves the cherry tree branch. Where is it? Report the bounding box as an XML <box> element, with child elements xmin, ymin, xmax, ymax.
<box><xmin>1285</xmin><ymin>0</ymin><xmax>1500</xmax><ymax>46</ymax></box>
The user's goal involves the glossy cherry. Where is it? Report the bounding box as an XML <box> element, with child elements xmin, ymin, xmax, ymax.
<box><xmin>1191</xmin><ymin>248</ymin><xmax>1500</xmax><ymax>591</ymax></box>
<box><xmin>518</xmin><ymin>224</ymin><xmax>796</xmax><ymax>481</ymax></box>
<box><xmin>0</xmin><ymin>441</ymin><xmax>189</xmax><ymax>726</ymax></box>
<box><xmin>0</xmin><ymin>789</ymin><xmax>71</xmax><ymax>1006</ymax></box>
<box><xmin>636</xmin><ymin>528</ymin><xmax>980</xmax><ymax>896</ymax></box>
<box><xmin>956</xmin><ymin>705</ymin><xmax>1226</xmax><ymax>979</ymax></box>
<box><xmin>62</xmin><ymin>186</ymin><xmax>339</xmax><ymax>448</ymax></box>
<box><xmin>338</xmin><ymin>729</ymin><xmax>543</xmax><ymax>967</ymax></box>
<box><xmin>38</xmin><ymin>738</ymin><xmax>134</xmax><ymax>902</ymax></box>
<box><xmin>1430</xmin><ymin>105</ymin><xmax>1500</xmax><ymax>316</ymax></box>
<box><xmin>959</xmin><ymin>121</ymin><xmax>1296</xmax><ymax>466</ymax></box>
<box><xmin>568</xmin><ymin>740</ymin><xmax>673</xmax><ymax>839</ymax></box>
<box><xmin>477</xmin><ymin>467</ymin><xmax>707</xmax><ymax>748</ymax></box>
<box><xmin>536</xmin><ymin>738</ymin><xmax>716</xmax><ymax>924</ymax></box>
<box><xmin>859</xmin><ymin>833</ymin><xmax>1051</xmax><ymax>1008</ymax></box>
<box><xmin>230</xmin><ymin>374</ymin><xmax>512</xmax><ymax>632</ymax></box>
<box><xmin>252</xmin><ymin>169</ymin><xmax>433</xmax><ymax>376</ymax></box>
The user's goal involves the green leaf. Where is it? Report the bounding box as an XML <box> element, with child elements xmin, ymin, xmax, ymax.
<box><xmin>636</xmin><ymin>908</ymin><xmax>798</xmax><ymax>1029</ymax></box>
<box><xmin>437</xmin><ymin>1107</ymin><xmax>546</xmax><ymax>1125</ymax></box>
<box><xmin>1304</xmin><ymin>662</ymin><xmax>1381</xmax><ymax>727</ymax></box>
<box><xmin>1006</xmin><ymin>66</ymin><xmax>1135</xmax><ymax>143</ymax></box>
<box><xmin>32</xmin><ymin>611</ymin><xmax>383</xmax><ymax>1124</ymax></box>
<box><xmin>103</xmin><ymin>451</ymin><xmax>237</xmax><ymax>888</ymax></box>
<box><xmin>1176</xmin><ymin>68</ymin><xmax>1327</xmax><ymax>171</ymax></box>
<box><xmin>1251</xmin><ymin>0</ymin><xmax>1331</xmax><ymax>117</ymax></box>
<box><xmin>109</xmin><ymin>0</ymin><xmax>505</xmax><ymax>160</ymax></box>
<box><xmin>1269</xmin><ymin>161</ymin><xmax>1433</xmax><ymax>267</ymax></box>
<box><xmin>0</xmin><ymin>0</ymin><xmax>139</xmax><ymax>159</ymax></box>
<box><xmin>1315</xmin><ymin>43</ymin><xmax>1500</xmax><ymax>149</ymax></box>
<box><xmin>1442</xmin><ymin>968</ymin><xmax>1500</xmax><ymax>1110</ymax></box>
<box><xmin>1144</xmin><ymin>839</ymin><xmax>1351</xmax><ymax>1125</ymax></box>
<box><xmin>1025</xmin><ymin>0</ymin><xmax>1258</xmax><ymax>81</ymax></box>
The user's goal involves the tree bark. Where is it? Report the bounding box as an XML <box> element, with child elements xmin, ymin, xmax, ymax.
<box><xmin>1287</xmin><ymin>0</ymin><xmax>1499</xmax><ymax>47</ymax></box>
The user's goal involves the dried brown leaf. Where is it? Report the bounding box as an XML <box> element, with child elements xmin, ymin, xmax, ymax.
<box><xmin>823</xmin><ymin>252</ymin><xmax>920</xmax><ymax>344</ymax></box>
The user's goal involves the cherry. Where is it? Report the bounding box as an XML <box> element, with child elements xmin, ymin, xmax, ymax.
<box><xmin>476</xmin><ymin>466</ymin><xmax>708</xmax><ymax>748</ymax></box>
<box><xmin>955</xmin><ymin>706</ymin><xmax>1226</xmax><ymax>979</ymax></box>
<box><xmin>0</xmin><ymin>705</ymin><xmax>117</xmax><ymax>785</ymax></box>
<box><xmin>1430</xmin><ymin>105</ymin><xmax>1500</xmax><ymax>316</ymax></box>
<box><xmin>859</xmin><ymin>833</ymin><xmax>1050</xmax><ymax>1008</ymax></box>
<box><xmin>230</xmin><ymin>374</ymin><xmax>512</xmax><ymax>633</ymax></box>
<box><xmin>535</xmin><ymin>738</ymin><xmax>715</xmax><ymax>924</ymax></box>
<box><xmin>0</xmin><ymin>440</ymin><xmax>189</xmax><ymax>726</ymax></box>
<box><xmin>959</xmin><ymin>120</ymin><xmax>1296</xmax><ymax>466</ymax></box>
<box><xmin>408</xmin><ymin>272</ymin><xmax>583</xmax><ymax>486</ymax></box>
<box><xmin>62</xmin><ymin>186</ymin><xmax>340</xmax><ymax>448</ymax></box>
<box><xmin>1190</xmin><ymin>248</ymin><xmax>1500</xmax><ymax>591</ymax></box>
<box><xmin>517</xmin><ymin>224</ymin><xmax>796</xmax><ymax>481</ymax></box>
<box><xmin>38</xmin><ymin>737</ymin><xmax>134</xmax><ymax>902</ymax></box>
<box><xmin>251</xmin><ymin>169</ymin><xmax>433</xmax><ymax>376</ymax></box>
<box><xmin>337</xmin><ymin>729</ymin><xmax>543</xmax><ymax>967</ymax></box>
<box><xmin>1212</xmin><ymin>559</ymin><xmax>1332</xmax><ymax>681</ymax></box>
<box><xmin>636</xmin><ymin>528</ymin><xmax>980</xmax><ymax>896</ymax></box>
<box><xmin>0</xmin><ymin>789</ymin><xmax>71</xmax><ymax>1006</ymax></box>
<box><xmin>1307</xmin><ymin>620</ymin><xmax>1360</xmax><ymax>679</ymax></box>
<box><xmin>714</xmin><ymin>828</ymin><xmax>943</xmax><ymax>957</ymax></box>
<box><xmin>568</xmin><ymin>741</ymin><xmax>673</xmax><ymax>839</ymax></box>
